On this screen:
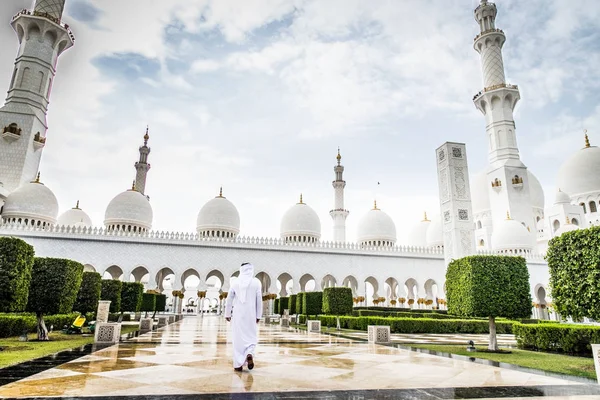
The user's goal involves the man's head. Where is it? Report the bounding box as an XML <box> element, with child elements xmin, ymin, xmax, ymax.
<box><xmin>240</xmin><ymin>262</ymin><xmax>254</xmax><ymax>276</ymax></box>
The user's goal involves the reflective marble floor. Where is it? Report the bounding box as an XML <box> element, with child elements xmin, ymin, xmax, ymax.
<box><xmin>0</xmin><ymin>316</ymin><xmax>598</xmax><ymax>399</ymax></box>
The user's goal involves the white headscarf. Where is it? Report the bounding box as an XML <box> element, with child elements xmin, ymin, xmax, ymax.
<box><xmin>237</xmin><ymin>263</ymin><xmax>254</xmax><ymax>304</ymax></box>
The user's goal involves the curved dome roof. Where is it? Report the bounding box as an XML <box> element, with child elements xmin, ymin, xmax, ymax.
<box><xmin>357</xmin><ymin>202</ymin><xmax>396</xmax><ymax>244</ymax></box>
<box><xmin>491</xmin><ymin>216</ymin><xmax>533</xmax><ymax>251</ymax></box>
<box><xmin>407</xmin><ymin>212</ymin><xmax>431</xmax><ymax>247</ymax></box>
<box><xmin>554</xmin><ymin>189</ymin><xmax>571</xmax><ymax>205</ymax></box>
<box><xmin>104</xmin><ymin>188</ymin><xmax>153</xmax><ymax>230</ymax></box>
<box><xmin>2</xmin><ymin>175</ymin><xmax>58</xmax><ymax>225</ymax></box>
<box><xmin>425</xmin><ymin>214</ymin><xmax>443</xmax><ymax>248</ymax></box>
<box><xmin>58</xmin><ymin>202</ymin><xmax>92</xmax><ymax>227</ymax></box>
<box><xmin>471</xmin><ymin>170</ymin><xmax>490</xmax><ymax>214</ymax></box>
<box><xmin>556</xmin><ymin>137</ymin><xmax>600</xmax><ymax>197</ymax></box>
<box><xmin>555</xmin><ymin>219</ymin><xmax>580</xmax><ymax>236</ymax></box>
<box><xmin>197</xmin><ymin>190</ymin><xmax>240</xmax><ymax>234</ymax></box>
<box><xmin>528</xmin><ymin>170</ymin><xmax>545</xmax><ymax>210</ymax></box>
<box><xmin>280</xmin><ymin>196</ymin><xmax>321</xmax><ymax>239</ymax></box>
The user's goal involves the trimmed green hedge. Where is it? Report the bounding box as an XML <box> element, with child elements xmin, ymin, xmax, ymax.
<box><xmin>296</xmin><ymin>293</ymin><xmax>304</xmax><ymax>316</ymax></box>
<box><xmin>101</xmin><ymin>280</ymin><xmax>123</xmax><ymax>313</ymax></box>
<box><xmin>353</xmin><ymin>307</ymin><xmax>448</xmax><ymax>314</ymax></box>
<box><xmin>274</xmin><ymin>298</ymin><xmax>280</xmax><ymax>315</ymax></box>
<box><xmin>141</xmin><ymin>293</ymin><xmax>156</xmax><ymax>313</ymax></box>
<box><xmin>0</xmin><ymin>237</ymin><xmax>35</xmax><ymax>312</ymax></box>
<box><xmin>74</xmin><ymin>272</ymin><xmax>102</xmax><ymax>314</ymax></box>
<box><xmin>0</xmin><ymin>313</ymin><xmax>79</xmax><ymax>338</ymax></box>
<box><xmin>354</xmin><ymin>310</ymin><xmax>474</xmax><ymax>319</ymax></box>
<box><xmin>278</xmin><ymin>297</ymin><xmax>289</xmax><ymax>315</ymax></box>
<box><xmin>303</xmin><ymin>291</ymin><xmax>323</xmax><ymax>315</ymax></box>
<box><xmin>323</xmin><ymin>287</ymin><xmax>353</xmax><ymax>315</ymax></box>
<box><xmin>121</xmin><ymin>282</ymin><xmax>144</xmax><ymax>312</ymax></box>
<box><xmin>514</xmin><ymin>323</ymin><xmax>600</xmax><ymax>356</ymax></box>
<box><xmin>155</xmin><ymin>294</ymin><xmax>167</xmax><ymax>312</ymax></box>
<box><xmin>27</xmin><ymin>258</ymin><xmax>84</xmax><ymax>316</ymax></box>
<box><xmin>289</xmin><ymin>294</ymin><xmax>297</xmax><ymax>314</ymax></box>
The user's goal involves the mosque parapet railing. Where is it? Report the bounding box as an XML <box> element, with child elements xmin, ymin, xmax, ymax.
<box><xmin>0</xmin><ymin>222</ymin><xmax>448</xmax><ymax>257</ymax></box>
<box><xmin>473</xmin><ymin>83</ymin><xmax>519</xmax><ymax>101</ymax></box>
<box><xmin>473</xmin><ymin>28</ymin><xmax>504</xmax><ymax>42</ymax></box>
<box><xmin>12</xmin><ymin>9</ymin><xmax>75</xmax><ymax>42</ymax></box>
<box><xmin>475</xmin><ymin>248</ymin><xmax>546</xmax><ymax>262</ymax></box>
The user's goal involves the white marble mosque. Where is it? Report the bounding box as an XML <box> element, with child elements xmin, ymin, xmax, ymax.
<box><xmin>0</xmin><ymin>0</ymin><xmax>599</xmax><ymax>317</ymax></box>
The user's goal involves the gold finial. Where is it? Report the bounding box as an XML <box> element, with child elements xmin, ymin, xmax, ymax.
<box><xmin>74</xmin><ymin>200</ymin><xmax>80</xmax><ymax>209</ymax></box>
<box><xmin>584</xmin><ymin>129</ymin><xmax>590</xmax><ymax>148</ymax></box>
<box><xmin>373</xmin><ymin>200</ymin><xmax>378</xmax><ymax>210</ymax></box>
<box><xmin>131</xmin><ymin>180</ymin><xmax>136</xmax><ymax>190</ymax></box>
<box><xmin>506</xmin><ymin>211</ymin><xmax>511</xmax><ymax>220</ymax></box>
<box><xmin>33</xmin><ymin>172</ymin><xmax>41</xmax><ymax>183</ymax></box>
<box><xmin>336</xmin><ymin>147</ymin><xmax>341</xmax><ymax>164</ymax></box>
<box><xmin>217</xmin><ymin>186</ymin><xmax>223</xmax><ymax>198</ymax></box>
<box><xmin>298</xmin><ymin>193</ymin><xmax>303</xmax><ymax>204</ymax></box>
<box><xmin>144</xmin><ymin>125</ymin><xmax>149</xmax><ymax>145</ymax></box>
<box><xmin>566</xmin><ymin>215</ymin><xmax>571</xmax><ymax>224</ymax></box>
<box><xmin>423</xmin><ymin>211</ymin><xmax>429</xmax><ymax>222</ymax></box>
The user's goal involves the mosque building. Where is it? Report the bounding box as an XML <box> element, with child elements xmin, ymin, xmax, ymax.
<box><xmin>0</xmin><ymin>0</ymin><xmax>598</xmax><ymax>316</ymax></box>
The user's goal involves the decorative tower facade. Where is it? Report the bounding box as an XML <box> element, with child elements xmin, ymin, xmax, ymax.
<box><xmin>0</xmin><ymin>0</ymin><xmax>74</xmax><ymax>198</ymax></box>
<box><xmin>134</xmin><ymin>127</ymin><xmax>151</xmax><ymax>195</ymax></box>
<box><xmin>329</xmin><ymin>149</ymin><xmax>349</xmax><ymax>242</ymax></box>
<box><xmin>472</xmin><ymin>0</ymin><xmax>536</xmax><ymax>236</ymax></box>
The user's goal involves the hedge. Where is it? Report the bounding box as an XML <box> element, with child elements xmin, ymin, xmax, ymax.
<box><xmin>296</xmin><ymin>293</ymin><xmax>304</xmax><ymax>316</ymax></box>
<box><xmin>0</xmin><ymin>237</ymin><xmax>34</xmax><ymax>312</ymax></box>
<box><xmin>354</xmin><ymin>310</ymin><xmax>475</xmax><ymax>319</ymax></box>
<box><xmin>323</xmin><ymin>287</ymin><xmax>353</xmax><ymax>315</ymax></box>
<box><xmin>514</xmin><ymin>323</ymin><xmax>600</xmax><ymax>356</ymax></box>
<box><xmin>274</xmin><ymin>298</ymin><xmax>280</xmax><ymax>315</ymax></box>
<box><xmin>101</xmin><ymin>280</ymin><xmax>123</xmax><ymax>313</ymax></box>
<box><xmin>155</xmin><ymin>294</ymin><xmax>167</xmax><ymax>312</ymax></box>
<box><xmin>73</xmin><ymin>272</ymin><xmax>102</xmax><ymax>314</ymax></box>
<box><xmin>354</xmin><ymin>307</ymin><xmax>448</xmax><ymax>314</ymax></box>
<box><xmin>303</xmin><ymin>291</ymin><xmax>323</xmax><ymax>315</ymax></box>
<box><xmin>0</xmin><ymin>313</ymin><xmax>79</xmax><ymax>338</ymax></box>
<box><xmin>121</xmin><ymin>282</ymin><xmax>144</xmax><ymax>312</ymax></box>
<box><xmin>289</xmin><ymin>294</ymin><xmax>297</xmax><ymax>315</ymax></box>
<box><xmin>27</xmin><ymin>258</ymin><xmax>84</xmax><ymax>316</ymax></box>
<box><xmin>279</xmin><ymin>297</ymin><xmax>289</xmax><ymax>315</ymax></box>
<box><xmin>141</xmin><ymin>293</ymin><xmax>156</xmax><ymax>313</ymax></box>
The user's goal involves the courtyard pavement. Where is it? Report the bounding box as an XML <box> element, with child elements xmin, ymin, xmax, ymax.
<box><xmin>0</xmin><ymin>316</ymin><xmax>598</xmax><ymax>399</ymax></box>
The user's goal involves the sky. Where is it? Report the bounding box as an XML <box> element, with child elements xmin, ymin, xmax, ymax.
<box><xmin>0</xmin><ymin>0</ymin><xmax>599</xmax><ymax>244</ymax></box>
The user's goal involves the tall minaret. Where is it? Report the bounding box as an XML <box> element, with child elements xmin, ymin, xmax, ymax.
<box><xmin>329</xmin><ymin>148</ymin><xmax>349</xmax><ymax>242</ymax></box>
<box><xmin>472</xmin><ymin>0</ymin><xmax>536</xmax><ymax>235</ymax></box>
<box><xmin>0</xmin><ymin>0</ymin><xmax>74</xmax><ymax>195</ymax></box>
<box><xmin>134</xmin><ymin>127</ymin><xmax>151</xmax><ymax>195</ymax></box>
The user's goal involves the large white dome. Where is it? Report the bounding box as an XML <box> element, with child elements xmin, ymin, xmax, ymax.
<box><xmin>104</xmin><ymin>188</ymin><xmax>153</xmax><ymax>232</ymax></box>
<box><xmin>556</xmin><ymin>138</ymin><xmax>600</xmax><ymax>198</ymax></box>
<box><xmin>280</xmin><ymin>196</ymin><xmax>321</xmax><ymax>242</ymax></box>
<box><xmin>425</xmin><ymin>214</ymin><xmax>443</xmax><ymax>248</ymax></box>
<box><xmin>2</xmin><ymin>175</ymin><xmax>58</xmax><ymax>226</ymax></box>
<box><xmin>407</xmin><ymin>212</ymin><xmax>431</xmax><ymax>247</ymax></box>
<box><xmin>491</xmin><ymin>216</ymin><xmax>533</xmax><ymax>253</ymax></box>
<box><xmin>528</xmin><ymin>170</ymin><xmax>545</xmax><ymax>210</ymax></box>
<box><xmin>357</xmin><ymin>202</ymin><xmax>396</xmax><ymax>246</ymax></box>
<box><xmin>197</xmin><ymin>190</ymin><xmax>240</xmax><ymax>238</ymax></box>
<box><xmin>58</xmin><ymin>201</ymin><xmax>92</xmax><ymax>227</ymax></box>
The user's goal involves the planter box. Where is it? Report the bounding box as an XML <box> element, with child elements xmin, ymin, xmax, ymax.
<box><xmin>308</xmin><ymin>320</ymin><xmax>321</xmax><ymax>333</ymax></box>
<box><xmin>368</xmin><ymin>325</ymin><xmax>391</xmax><ymax>343</ymax></box>
<box><xmin>139</xmin><ymin>318</ymin><xmax>153</xmax><ymax>333</ymax></box>
<box><xmin>94</xmin><ymin>322</ymin><xmax>121</xmax><ymax>344</ymax></box>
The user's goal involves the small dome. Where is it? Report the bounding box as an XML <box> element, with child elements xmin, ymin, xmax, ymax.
<box><xmin>280</xmin><ymin>195</ymin><xmax>321</xmax><ymax>242</ymax></box>
<box><xmin>554</xmin><ymin>217</ymin><xmax>580</xmax><ymax>236</ymax></box>
<box><xmin>528</xmin><ymin>171</ymin><xmax>545</xmax><ymax>210</ymax></box>
<box><xmin>357</xmin><ymin>201</ymin><xmax>396</xmax><ymax>246</ymax></box>
<box><xmin>407</xmin><ymin>212</ymin><xmax>431</xmax><ymax>247</ymax></box>
<box><xmin>197</xmin><ymin>189</ymin><xmax>240</xmax><ymax>238</ymax></box>
<box><xmin>471</xmin><ymin>170</ymin><xmax>490</xmax><ymax>214</ymax></box>
<box><xmin>491</xmin><ymin>216</ymin><xmax>533</xmax><ymax>253</ymax></box>
<box><xmin>2</xmin><ymin>175</ymin><xmax>58</xmax><ymax>226</ymax></box>
<box><xmin>425</xmin><ymin>215</ymin><xmax>443</xmax><ymax>248</ymax></box>
<box><xmin>556</xmin><ymin>136</ymin><xmax>600</xmax><ymax>197</ymax></box>
<box><xmin>554</xmin><ymin>189</ymin><xmax>571</xmax><ymax>205</ymax></box>
<box><xmin>104</xmin><ymin>187</ymin><xmax>153</xmax><ymax>232</ymax></box>
<box><xmin>58</xmin><ymin>201</ymin><xmax>92</xmax><ymax>227</ymax></box>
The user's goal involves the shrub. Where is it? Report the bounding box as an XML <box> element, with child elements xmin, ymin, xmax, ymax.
<box><xmin>0</xmin><ymin>313</ymin><xmax>81</xmax><ymax>338</ymax></box>
<box><xmin>547</xmin><ymin>225</ymin><xmax>600</xmax><ymax>321</ymax></box>
<box><xmin>141</xmin><ymin>293</ymin><xmax>156</xmax><ymax>314</ymax></box>
<box><xmin>289</xmin><ymin>294</ymin><xmax>297</xmax><ymax>314</ymax></box>
<box><xmin>73</xmin><ymin>272</ymin><xmax>102</xmax><ymax>314</ymax></box>
<box><xmin>155</xmin><ymin>294</ymin><xmax>167</xmax><ymax>312</ymax></box>
<box><xmin>513</xmin><ymin>323</ymin><xmax>600</xmax><ymax>356</ymax></box>
<box><xmin>0</xmin><ymin>237</ymin><xmax>35</xmax><ymax>312</ymax></box>
<box><xmin>323</xmin><ymin>287</ymin><xmax>353</xmax><ymax>315</ymax></box>
<box><xmin>296</xmin><ymin>293</ymin><xmax>304</xmax><ymax>316</ymax></box>
<box><xmin>279</xmin><ymin>297</ymin><xmax>289</xmax><ymax>315</ymax></box>
<box><xmin>446</xmin><ymin>255</ymin><xmax>530</xmax><ymax>350</ymax></box>
<box><xmin>274</xmin><ymin>298</ymin><xmax>280</xmax><ymax>315</ymax></box>
<box><xmin>101</xmin><ymin>280</ymin><xmax>123</xmax><ymax>313</ymax></box>
<box><xmin>121</xmin><ymin>282</ymin><xmax>144</xmax><ymax>312</ymax></box>
<box><xmin>108</xmin><ymin>312</ymin><xmax>131</xmax><ymax>322</ymax></box>
<box><xmin>303</xmin><ymin>291</ymin><xmax>323</xmax><ymax>315</ymax></box>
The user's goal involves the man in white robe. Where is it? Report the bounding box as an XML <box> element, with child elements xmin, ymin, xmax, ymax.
<box><xmin>225</xmin><ymin>262</ymin><xmax>263</xmax><ymax>371</ymax></box>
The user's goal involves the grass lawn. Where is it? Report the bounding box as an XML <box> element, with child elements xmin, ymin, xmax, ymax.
<box><xmin>408</xmin><ymin>344</ymin><xmax>596</xmax><ymax>380</ymax></box>
<box><xmin>0</xmin><ymin>325</ymin><xmax>139</xmax><ymax>369</ymax></box>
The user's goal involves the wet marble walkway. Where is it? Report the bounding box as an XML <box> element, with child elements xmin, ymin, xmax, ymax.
<box><xmin>0</xmin><ymin>316</ymin><xmax>599</xmax><ymax>399</ymax></box>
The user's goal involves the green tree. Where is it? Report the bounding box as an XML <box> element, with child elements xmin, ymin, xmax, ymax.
<box><xmin>446</xmin><ymin>255</ymin><xmax>531</xmax><ymax>350</ymax></box>
<box><xmin>289</xmin><ymin>294</ymin><xmax>297</xmax><ymax>314</ymax></box>
<box><xmin>547</xmin><ymin>225</ymin><xmax>600</xmax><ymax>321</ymax></box>
<box><xmin>73</xmin><ymin>272</ymin><xmax>102</xmax><ymax>315</ymax></box>
<box><xmin>141</xmin><ymin>293</ymin><xmax>156</xmax><ymax>317</ymax></box>
<box><xmin>0</xmin><ymin>237</ymin><xmax>34</xmax><ymax>312</ymax></box>
<box><xmin>155</xmin><ymin>293</ymin><xmax>167</xmax><ymax>316</ymax></box>
<box><xmin>278</xmin><ymin>297</ymin><xmax>289</xmax><ymax>315</ymax></box>
<box><xmin>121</xmin><ymin>282</ymin><xmax>144</xmax><ymax>313</ymax></box>
<box><xmin>101</xmin><ymin>280</ymin><xmax>122</xmax><ymax>313</ymax></box>
<box><xmin>27</xmin><ymin>258</ymin><xmax>84</xmax><ymax>340</ymax></box>
<box><xmin>296</xmin><ymin>292</ymin><xmax>304</xmax><ymax>315</ymax></box>
<box><xmin>303</xmin><ymin>291</ymin><xmax>323</xmax><ymax>316</ymax></box>
<box><xmin>323</xmin><ymin>287</ymin><xmax>353</xmax><ymax>315</ymax></box>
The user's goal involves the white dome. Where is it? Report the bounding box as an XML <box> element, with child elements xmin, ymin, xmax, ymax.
<box><xmin>556</xmin><ymin>140</ymin><xmax>600</xmax><ymax>197</ymax></box>
<box><xmin>528</xmin><ymin>171</ymin><xmax>545</xmax><ymax>210</ymax></box>
<box><xmin>471</xmin><ymin>170</ymin><xmax>490</xmax><ymax>214</ymax></box>
<box><xmin>2</xmin><ymin>177</ymin><xmax>58</xmax><ymax>226</ymax></box>
<box><xmin>58</xmin><ymin>202</ymin><xmax>92</xmax><ymax>227</ymax></box>
<box><xmin>280</xmin><ymin>197</ymin><xmax>321</xmax><ymax>241</ymax></box>
<box><xmin>425</xmin><ymin>215</ymin><xmax>443</xmax><ymax>248</ymax></box>
<box><xmin>197</xmin><ymin>193</ymin><xmax>240</xmax><ymax>237</ymax></box>
<box><xmin>407</xmin><ymin>213</ymin><xmax>431</xmax><ymax>247</ymax></box>
<box><xmin>104</xmin><ymin>189</ymin><xmax>153</xmax><ymax>231</ymax></box>
<box><xmin>491</xmin><ymin>217</ymin><xmax>533</xmax><ymax>252</ymax></box>
<box><xmin>357</xmin><ymin>204</ymin><xmax>397</xmax><ymax>246</ymax></box>
<box><xmin>554</xmin><ymin>189</ymin><xmax>571</xmax><ymax>205</ymax></box>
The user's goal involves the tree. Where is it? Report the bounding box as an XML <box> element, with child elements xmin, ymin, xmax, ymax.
<box><xmin>73</xmin><ymin>272</ymin><xmax>102</xmax><ymax>315</ymax></box>
<box><xmin>289</xmin><ymin>294</ymin><xmax>297</xmax><ymax>314</ymax></box>
<box><xmin>323</xmin><ymin>287</ymin><xmax>353</xmax><ymax>315</ymax></box>
<box><xmin>547</xmin><ymin>225</ymin><xmax>600</xmax><ymax>321</ymax></box>
<box><xmin>121</xmin><ymin>282</ymin><xmax>144</xmax><ymax>313</ymax></box>
<box><xmin>0</xmin><ymin>237</ymin><xmax>34</xmax><ymax>312</ymax></box>
<box><xmin>302</xmin><ymin>292</ymin><xmax>323</xmax><ymax>316</ymax></box>
<box><xmin>27</xmin><ymin>258</ymin><xmax>84</xmax><ymax>340</ymax></box>
<box><xmin>446</xmin><ymin>255</ymin><xmax>531</xmax><ymax>350</ymax></box>
<box><xmin>101</xmin><ymin>280</ymin><xmax>122</xmax><ymax>313</ymax></box>
<box><xmin>296</xmin><ymin>292</ymin><xmax>304</xmax><ymax>315</ymax></box>
<box><xmin>278</xmin><ymin>297</ymin><xmax>289</xmax><ymax>315</ymax></box>
<box><xmin>141</xmin><ymin>293</ymin><xmax>156</xmax><ymax>317</ymax></box>
<box><xmin>155</xmin><ymin>293</ymin><xmax>167</xmax><ymax>316</ymax></box>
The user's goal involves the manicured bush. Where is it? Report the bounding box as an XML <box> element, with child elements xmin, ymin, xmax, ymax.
<box><xmin>296</xmin><ymin>293</ymin><xmax>304</xmax><ymax>316</ymax></box>
<box><xmin>355</xmin><ymin>310</ymin><xmax>475</xmax><ymax>319</ymax></box>
<box><xmin>141</xmin><ymin>293</ymin><xmax>156</xmax><ymax>314</ymax></box>
<box><xmin>513</xmin><ymin>323</ymin><xmax>600</xmax><ymax>356</ymax></box>
<box><xmin>274</xmin><ymin>298</ymin><xmax>280</xmax><ymax>315</ymax></box>
<box><xmin>279</xmin><ymin>297</ymin><xmax>289</xmax><ymax>315</ymax></box>
<box><xmin>353</xmin><ymin>306</ymin><xmax>448</xmax><ymax>314</ymax></box>
<box><xmin>155</xmin><ymin>294</ymin><xmax>167</xmax><ymax>312</ymax></box>
<box><xmin>323</xmin><ymin>287</ymin><xmax>353</xmax><ymax>315</ymax></box>
<box><xmin>0</xmin><ymin>313</ymin><xmax>80</xmax><ymax>338</ymax></box>
<box><xmin>289</xmin><ymin>294</ymin><xmax>297</xmax><ymax>315</ymax></box>
<box><xmin>303</xmin><ymin>291</ymin><xmax>323</xmax><ymax>315</ymax></box>
<box><xmin>0</xmin><ymin>237</ymin><xmax>35</xmax><ymax>312</ymax></box>
<box><xmin>446</xmin><ymin>255</ymin><xmax>531</xmax><ymax>350</ymax></box>
<box><xmin>73</xmin><ymin>272</ymin><xmax>102</xmax><ymax>314</ymax></box>
<box><xmin>27</xmin><ymin>258</ymin><xmax>84</xmax><ymax>340</ymax></box>
<box><xmin>121</xmin><ymin>282</ymin><xmax>144</xmax><ymax>312</ymax></box>
<box><xmin>108</xmin><ymin>312</ymin><xmax>131</xmax><ymax>322</ymax></box>
<box><xmin>101</xmin><ymin>279</ymin><xmax>123</xmax><ymax>313</ymax></box>
<box><xmin>547</xmin><ymin>225</ymin><xmax>600</xmax><ymax>321</ymax></box>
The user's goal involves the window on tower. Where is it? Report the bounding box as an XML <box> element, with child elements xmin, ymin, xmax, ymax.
<box><xmin>590</xmin><ymin>201</ymin><xmax>598</xmax><ymax>213</ymax></box>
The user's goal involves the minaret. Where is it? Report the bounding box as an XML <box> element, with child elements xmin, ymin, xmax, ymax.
<box><xmin>329</xmin><ymin>148</ymin><xmax>349</xmax><ymax>242</ymax></box>
<box><xmin>134</xmin><ymin>127</ymin><xmax>151</xmax><ymax>195</ymax></box>
<box><xmin>472</xmin><ymin>1</ymin><xmax>536</xmax><ymax>235</ymax></box>
<box><xmin>0</xmin><ymin>0</ymin><xmax>74</xmax><ymax>194</ymax></box>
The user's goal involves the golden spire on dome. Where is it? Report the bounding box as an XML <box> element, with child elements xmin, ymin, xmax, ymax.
<box><xmin>422</xmin><ymin>211</ymin><xmax>429</xmax><ymax>222</ymax></box>
<box><xmin>143</xmin><ymin>125</ymin><xmax>149</xmax><ymax>145</ymax></box>
<box><xmin>130</xmin><ymin>180</ymin><xmax>136</xmax><ymax>191</ymax></box>
<box><xmin>373</xmin><ymin>200</ymin><xmax>379</xmax><ymax>210</ymax></box>
<box><xmin>336</xmin><ymin>147</ymin><xmax>341</xmax><ymax>165</ymax></box>
<box><xmin>298</xmin><ymin>193</ymin><xmax>303</xmax><ymax>204</ymax></box>
<box><xmin>584</xmin><ymin>129</ymin><xmax>591</xmax><ymax>148</ymax></box>
<box><xmin>506</xmin><ymin>211</ymin><xmax>511</xmax><ymax>220</ymax></box>
<box><xmin>33</xmin><ymin>172</ymin><xmax>41</xmax><ymax>183</ymax></box>
<box><xmin>74</xmin><ymin>200</ymin><xmax>80</xmax><ymax>209</ymax></box>
<box><xmin>217</xmin><ymin>187</ymin><xmax>224</xmax><ymax>198</ymax></box>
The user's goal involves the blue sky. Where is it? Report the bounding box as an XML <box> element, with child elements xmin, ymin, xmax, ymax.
<box><xmin>0</xmin><ymin>0</ymin><xmax>599</xmax><ymax>242</ymax></box>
